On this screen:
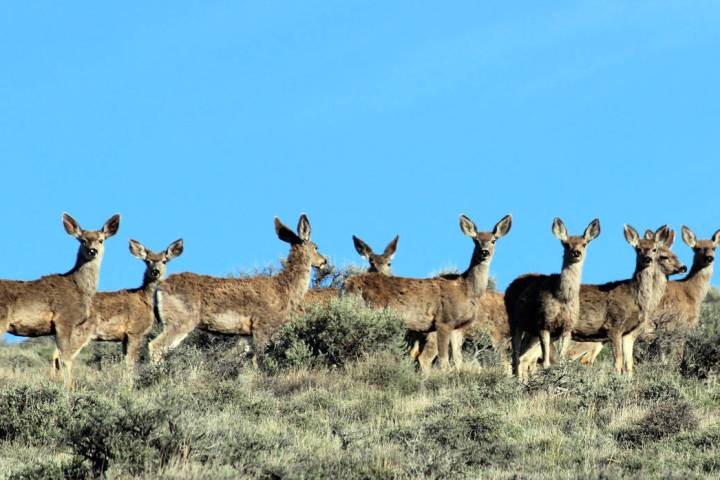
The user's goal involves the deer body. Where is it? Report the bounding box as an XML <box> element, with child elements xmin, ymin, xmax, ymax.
<box><xmin>149</xmin><ymin>215</ymin><xmax>326</xmax><ymax>360</ymax></box>
<box><xmin>345</xmin><ymin>214</ymin><xmax>511</xmax><ymax>369</ymax></box>
<box><xmin>0</xmin><ymin>214</ymin><xmax>120</xmax><ymax>385</ymax></box>
<box><xmin>506</xmin><ymin>218</ymin><xmax>601</xmax><ymax>375</ymax></box>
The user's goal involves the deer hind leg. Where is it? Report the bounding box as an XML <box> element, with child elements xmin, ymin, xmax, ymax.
<box><xmin>149</xmin><ymin>298</ymin><xmax>197</xmax><ymax>363</ymax></box>
<box><xmin>510</xmin><ymin>329</ymin><xmax>523</xmax><ymax>377</ymax></box>
<box><xmin>50</xmin><ymin>349</ymin><xmax>61</xmax><ymax>380</ymax></box>
<box><xmin>416</xmin><ymin>332</ymin><xmax>438</xmax><ymax>373</ymax></box>
<box><xmin>124</xmin><ymin>334</ymin><xmax>144</xmax><ymax>371</ymax></box>
<box><xmin>436</xmin><ymin>324</ymin><xmax>453</xmax><ymax>370</ymax></box>
<box><xmin>449</xmin><ymin>329</ymin><xmax>465</xmax><ymax>369</ymax></box>
<box><xmin>518</xmin><ymin>337</ymin><xmax>541</xmax><ymax>381</ymax></box>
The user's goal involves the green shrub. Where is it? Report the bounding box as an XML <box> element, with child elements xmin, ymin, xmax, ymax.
<box><xmin>8</xmin><ymin>458</ymin><xmax>88</xmax><ymax>480</ymax></box>
<box><xmin>0</xmin><ymin>384</ymin><xmax>68</xmax><ymax>446</ymax></box>
<box><xmin>262</xmin><ymin>295</ymin><xmax>407</xmax><ymax>371</ymax></box>
<box><xmin>680</xmin><ymin>331</ymin><xmax>720</xmax><ymax>380</ymax></box>
<box><xmin>351</xmin><ymin>353</ymin><xmax>421</xmax><ymax>395</ymax></box>
<box><xmin>616</xmin><ymin>400</ymin><xmax>698</xmax><ymax>446</ymax></box>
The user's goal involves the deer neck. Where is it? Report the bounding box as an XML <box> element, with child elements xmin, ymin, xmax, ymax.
<box><xmin>681</xmin><ymin>261</ymin><xmax>714</xmax><ymax>305</ymax></box>
<box><xmin>277</xmin><ymin>244</ymin><xmax>313</xmax><ymax>310</ymax></box>
<box><xmin>67</xmin><ymin>251</ymin><xmax>103</xmax><ymax>297</ymax></box>
<box><xmin>464</xmin><ymin>256</ymin><xmax>490</xmax><ymax>299</ymax></box>
<box><xmin>633</xmin><ymin>263</ymin><xmax>667</xmax><ymax>315</ymax></box>
<box><xmin>557</xmin><ymin>259</ymin><xmax>583</xmax><ymax>303</ymax></box>
<box><xmin>141</xmin><ymin>275</ymin><xmax>162</xmax><ymax>301</ymax></box>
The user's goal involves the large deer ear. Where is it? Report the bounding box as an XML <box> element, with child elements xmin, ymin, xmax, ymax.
<box><xmin>584</xmin><ymin>218</ymin><xmax>601</xmax><ymax>242</ymax></box>
<box><xmin>624</xmin><ymin>224</ymin><xmax>640</xmax><ymax>247</ymax></box>
<box><xmin>459</xmin><ymin>214</ymin><xmax>478</xmax><ymax>237</ymax></box>
<box><xmin>102</xmin><ymin>214</ymin><xmax>121</xmax><ymax>238</ymax></box>
<box><xmin>165</xmin><ymin>238</ymin><xmax>184</xmax><ymax>261</ymax></box>
<box><xmin>297</xmin><ymin>214</ymin><xmax>311</xmax><ymax>242</ymax></box>
<box><xmin>62</xmin><ymin>213</ymin><xmax>82</xmax><ymax>238</ymax></box>
<box><xmin>493</xmin><ymin>214</ymin><xmax>512</xmax><ymax>238</ymax></box>
<box><xmin>352</xmin><ymin>235</ymin><xmax>373</xmax><ymax>259</ymax></box>
<box><xmin>383</xmin><ymin>235</ymin><xmax>399</xmax><ymax>258</ymax></box>
<box><xmin>643</xmin><ymin>229</ymin><xmax>654</xmax><ymax>240</ymax></box>
<box><xmin>552</xmin><ymin>218</ymin><xmax>569</xmax><ymax>242</ymax></box>
<box><xmin>128</xmin><ymin>239</ymin><xmax>147</xmax><ymax>260</ymax></box>
<box><xmin>654</xmin><ymin>225</ymin><xmax>671</xmax><ymax>247</ymax></box>
<box><xmin>664</xmin><ymin>229</ymin><xmax>675</xmax><ymax>248</ymax></box>
<box><xmin>681</xmin><ymin>225</ymin><xmax>696</xmax><ymax>248</ymax></box>
<box><xmin>712</xmin><ymin>229</ymin><xmax>720</xmax><ymax>247</ymax></box>
<box><xmin>275</xmin><ymin>217</ymin><xmax>301</xmax><ymax>244</ymax></box>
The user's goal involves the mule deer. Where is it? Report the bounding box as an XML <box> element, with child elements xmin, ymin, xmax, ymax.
<box><xmin>303</xmin><ymin>235</ymin><xmax>399</xmax><ymax>305</ymax></box>
<box><xmin>567</xmin><ymin>227</ymin><xmax>710</xmax><ymax>366</ymax></box>
<box><xmin>515</xmin><ymin>225</ymin><xmax>678</xmax><ymax>378</ymax></box>
<box><xmin>505</xmin><ymin>218</ymin><xmax>601</xmax><ymax>376</ymax></box>
<box><xmin>345</xmin><ymin>214</ymin><xmax>512</xmax><ymax>369</ymax></box>
<box><xmin>51</xmin><ymin>239</ymin><xmax>184</xmax><ymax>371</ymax></box>
<box><xmin>0</xmin><ymin>213</ymin><xmax>120</xmax><ymax>385</ymax></box>
<box><xmin>148</xmin><ymin>215</ymin><xmax>327</xmax><ymax>360</ymax></box>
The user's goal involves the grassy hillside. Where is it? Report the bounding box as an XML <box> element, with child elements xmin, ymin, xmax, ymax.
<box><xmin>0</xmin><ymin>298</ymin><xmax>719</xmax><ymax>479</ymax></box>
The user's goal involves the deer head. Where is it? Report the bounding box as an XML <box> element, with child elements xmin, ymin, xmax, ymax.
<box><xmin>129</xmin><ymin>238</ymin><xmax>184</xmax><ymax>284</ymax></box>
<box><xmin>63</xmin><ymin>213</ymin><xmax>121</xmax><ymax>263</ymax></box>
<box><xmin>681</xmin><ymin>225</ymin><xmax>720</xmax><ymax>270</ymax></box>
<box><xmin>275</xmin><ymin>214</ymin><xmax>327</xmax><ymax>268</ymax></box>
<box><xmin>352</xmin><ymin>235</ymin><xmax>399</xmax><ymax>275</ymax></box>
<box><xmin>459</xmin><ymin>214</ymin><xmax>512</xmax><ymax>266</ymax></box>
<box><xmin>552</xmin><ymin>218</ymin><xmax>601</xmax><ymax>265</ymax></box>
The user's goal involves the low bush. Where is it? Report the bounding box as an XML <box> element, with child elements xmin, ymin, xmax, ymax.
<box><xmin>262</xmin><ymin>295</ymin><xmax>407</xmax><ymax>371</ymax></box>
<box><xmin>0</xmin><ymin>384</ymin><xmax>68</xmax><ymax>446</ymax></box>
<box><xmin>615</xmin><ymin>400</ymin><xmax>698</xmax><ymax>447</ymax></box>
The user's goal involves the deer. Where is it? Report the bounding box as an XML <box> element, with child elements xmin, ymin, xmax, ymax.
<box><xmin>566</xmin><ymin>226</ymin><xmax>713</xmax><ymax>366</ymax></box>
<box><xmin>505</xmin><ymin>218</ymin><xmax>601</xmax><ymax>376</ymax></box>
<box><xmin>148</xmin><ymin>214</ymin><xmax>327</xmax><ymax>361</ymax></box>
<box><xmin>0</xmin><ymin>213</ymin><xmax>120</xmax><ymax>386</ymax></box>
<box><xmin>345</xmin><ymin>214</ymin><xmax>512</xmax><ymax>370</ymax></box>
<box><xmin>514</xmin><ymin>225</ymin><xmax>679</xmax><ymax>379</ymax></box>
<box><xmin>303</xmin><ymin>235</ymin><xmax>399</xmax><ymax>305</ymax></box>
<box><xmin>50</xmin><ymin>239</ymin><xmax>184</xmax><ymax>371</ymax></box>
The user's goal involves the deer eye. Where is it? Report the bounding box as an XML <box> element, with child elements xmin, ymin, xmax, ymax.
<box><xmin>99</xmin><ymin>239</ymin><xmax>104</xmax><ymax>244</ymax></box>
<box><xmin>81</xmin><ymin>240</ymin><xmax>88</xmax><ymax>246</ymax></box>
<box><xmin>660</xmin><ymin>256</ymin><xmax>669</xmax><ymax>261</ymax></box>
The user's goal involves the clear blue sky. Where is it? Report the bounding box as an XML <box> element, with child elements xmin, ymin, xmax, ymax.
<box><xmin>1</xmin><ymin>1</ymin><xmax>719</xmax><ymax>341</ymax></box>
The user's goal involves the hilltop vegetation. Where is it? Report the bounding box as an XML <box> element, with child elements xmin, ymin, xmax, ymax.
<box><xmin>0</xmin><ymin>297</ymin><xmax>719</xmax><ymax>479</ymax></box>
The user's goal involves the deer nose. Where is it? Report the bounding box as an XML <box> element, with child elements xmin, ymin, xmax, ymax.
<box><xmin>678</xmin><ymin>265</ymin><xmax>688</xmax><ymax>273</ymax></box>
<box><xmin>571</xmin><ymin>250</ymin><xmax>581</xmax><ymax>258</ymax></box>
<box><xmin>87</xmin><ymin>248</ymin><xmax>98</xmax><ymax>258</ymax></box>
<box><xmin>642</xmin><ymin>256</ymin><xmax>652</xmax><ymax>265</ymax></box>
<box><xmin>480</xmin><ymin>249</ymin><xmax>490</xmax><ymax>258</ymax></box>
<box><xmin>151</xmin><ymin>269</ymin><xmax>161</xmax><ymax>277</ymax></box>
<box><xmin>705</xmin><ymin>255</ymin><xmax>714</xmax><ymax>264</ymax></box>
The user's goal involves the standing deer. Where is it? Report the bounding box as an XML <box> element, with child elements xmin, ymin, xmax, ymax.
<box><xmin>505</xmin><ymin>218</ymin><xmax>601</xmax><ymax>376</ymax></box>
<box><xmin>0</xmin><ymin>213</ymin><xmax>120</xmax><ymax>386</ymax></box>
<box><xmin>148</xmin><ymin>214</ymin><xmax>327</xmax><ymax>361</ymax></box>
<box><xmin>51</xmin><ymin>239</ymin><xmax>184</xmax><ymax>371</ymax></box>
<box><xmin>345</xmin><ymin>214</ymin><xmax>512</xmax><ymax>369</ymax></box>
<box><xmin>515</xmin><ymin>225</ymin><xmax>678</xmax><ymax>378</ymax></box>
<box><xmin>567</xmin><ymin>226</ymin><xmax>712</xmax><ymax>365</ymax></box>
<box><xmin>303</xmin><ymin>235</ymin><xmax>399</xmax><ymax>305</ymax></box>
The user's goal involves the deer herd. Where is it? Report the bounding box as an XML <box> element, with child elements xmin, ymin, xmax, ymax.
<box><xmin>0</xmin><ymin>212</ymin><xmax>717</xmax><ymax>387</ymax></box>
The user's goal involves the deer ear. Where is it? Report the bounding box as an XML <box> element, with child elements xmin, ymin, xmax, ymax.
<box><xmin>643</xmin><ymin>229</ymin><xmax>654</xmax><ymax>240</ymax></box>
<box><xmin>654</xmin><ymin>225</ymin><xmax>671</xmax><ymax>247</ymax></box>
<box><xmin>552</xmin><ymin>218</ymin><xmax>568</xmax><ymax>242</ymax></box>
<box><xmin>459</xmin><ymin>214</ymin><xmax>478</xmax><ymax>237</ymax></box>
<box><xmin>297</xmin><ymin>214</ymin><xmax>311</xmax><ymax>242</ymax></box>
<box><xmin>681</xmin><ymin>225</ymin><xmax>696</xmax><ymax>248</ymax></box>
<box><xmin>128</xmin><ymin>239</ymin><xmax>147</xmax><ymax>260</ymax></box>
<box><xmin>584</xmin><ymin>218</ymin><xmax>601</xmax><ymax>242</ymax></box>
<box><xmin>664</xmin><ymin>229</ymin><xmax>675</xmax><ymax>248</ymax></box>
<box><xmin>383</xmin><ymin>235</ymin><xmax>399</xmax><ymax>258</ymax></box>
<box><xmin>352</xmin><ymin>235</ymin><xmax>373</xmax><ymax>259</ymax></box>
<box><xmin>712</xmin><ymin>229</ymin><xmax>720</xmax><ymax>247</ymax></box>
<box><xmin>493</xmin><ymin>214</ymin><xmax>512</xmax><ymax>238</ymax></box>
<box><xmin>275</xmin><ymin>217</ymin><xmax>301</xmax><ymax>244</ymax></box>
<box><xmin>102</xmin><ymin>214</ymin><xmax>121</xmax><ymax>238</ymax></box>
<box><xmin>624</xmin><ymin>224</ymin><xmax>640</xmax><ymax>247</ymax></box>
<box><xmin>165</xmin><ymin>239</ymin><xmax>184</xmax><ymax>260</ymax></box>
<box><xmin>62</xmin><ymin>213</ymin><xmax>82</xmax><ymax>238</ymax></box>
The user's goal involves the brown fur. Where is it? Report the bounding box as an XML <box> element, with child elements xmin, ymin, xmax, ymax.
<box><xmin>505</xmin><ymin>218</ymin><xmax>601</xmax><ymax>377</ymax></box>
<box><xmin>149</xmin><ymin>215</ymin><xmax>326</xmax><ymax>360</ymax></box>
<box><xmin>345</xmin><ymin>214</ymin><xmax>512</xmax><ymax>369</ymax></box>
<box><xmin>0</xmin><ymin>213</ymin><xmax>120</xmax><ymax>386</ymax></box>
<box><xmin>513</xmin><ymin>225</ymin><xmax>679</xmax><ymax>378</ymax></box>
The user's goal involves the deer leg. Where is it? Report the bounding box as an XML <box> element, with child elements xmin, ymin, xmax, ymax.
<box><xmin>436</xmin><ymin>324</ymin><xmax>452</xmax><ymax>370</ymax></box>
<box><xmin>518</xmin><ymin>336</ymin><xmax>541</xmax><ymax>381</ymax></box>
<box><xmin>622</xmin><ymin>334</ymin><xmax>636</xmax><ymax>378</ymax></box>
<box><xmin>417</xmin><ymin>332</ymin><xmax>438</xmax><ymax>373</ymax></box>
<box><xmin>50</xmin><ymin>348</ymin><xmax>61</xmax><ymax>380</ymax></box>
<box><xmin>511</xmin><ymin>329</ymin><xmax>523</xmax><ymax>377</ymax></box>
<box><xmin>609</xmin><ymin>332</ymin><xmax>623</xmax><ymax>375</ymax></box>
<box><xmin>558</xmin><ymin>330</ymin><xmax>572</xmax><ymax>359</ymax></box>
<box><xmin>450</xmin><ymin>329</ymin><xmax>464</xmax><ymax>369</ymax></box>
<box><xmin>539</xmin><ymin>330</ymin><xmax>552</xmax><ymax>368</ymax></box>
<box><xmin>125</xmin><ymin>334</ymin><xmax>143</xmax><ymax>371</ymax></box>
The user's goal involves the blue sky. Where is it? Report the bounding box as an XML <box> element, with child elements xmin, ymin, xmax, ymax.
<box><xmin>1</xmin><ymin>1</ymin><xmax>719</xmax><ymax>341</ymax></box>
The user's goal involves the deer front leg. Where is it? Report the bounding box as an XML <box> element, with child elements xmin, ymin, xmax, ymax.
<box><xmin>558</xmin><ymin>330</ymin><xmax>572</xmax><ymax>359</ymax></box>
<box><xmin>511</xmin><ymin>328</ymin><xmax>523</xmax><ymax>377</ymax></box>
<box><xmin>609</xmin><ymin>332</ymin><xmax>624</xmax><ymax>375</ymax></box>
<box><xmin>622</xmin><ymin>333</ymin><xmax>636</xmax><ymax>378</ymax></box>
<box><xmin>124</xmin><ymin>334</ymin><xmax>143</xmax><ymax>371</ymax></box>
<box><xmin>517</xmin><ymin>336</ymin><xmax>541</xmax><ymax>381</ymax></box>
<box><xmin>436</xmin><ymin>324</ymin><xmax>453</xmax><ymax>370</ymax></box>
<box><xmin>539</xmin><ymin>330</ymin><xmax>552</xmax><ymax>368</ymax></box>
<box><xmin>449</xmin><ymin>329</ymin><xmax>465</xmax><ymax>369</ymax></box>
<box><xmin>416</xmin><ymin>333</ymin><xmax>438</xmax><ymax>373</ymax></box>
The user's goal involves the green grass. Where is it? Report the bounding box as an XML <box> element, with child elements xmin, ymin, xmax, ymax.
<box><xmin>0</xmin><ymin>297</ymin><xmax>719</xmax><ymax>479</ymax></box>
